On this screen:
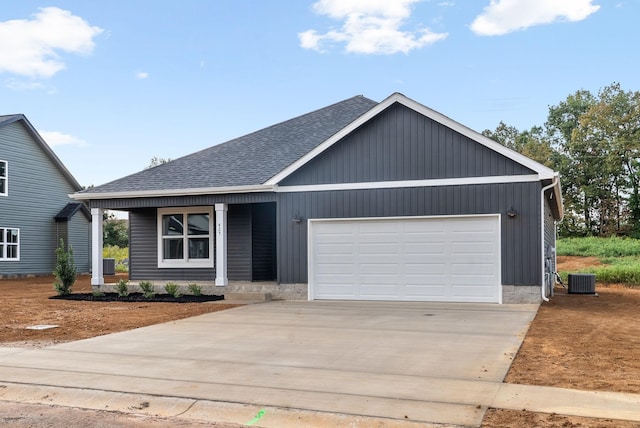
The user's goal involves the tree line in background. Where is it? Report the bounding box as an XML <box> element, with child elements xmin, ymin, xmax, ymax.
<box><xmin>482</xmin><ymin>82</ymin><xmax>640</xmax><ymax>238</ymax></box>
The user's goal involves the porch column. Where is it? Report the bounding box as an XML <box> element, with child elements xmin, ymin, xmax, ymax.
<box><xmin>91</xmin><ymin>208</ymin><xmax>104</xmax><ymax>286</ymax></box>
<box><xmin>215</xmin><ymin>203</ymin><xmax>228</xmax><ymax>286</ymax></box>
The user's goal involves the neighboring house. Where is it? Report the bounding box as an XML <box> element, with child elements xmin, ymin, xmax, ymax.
<box><xmin>0</xmin><ymin>114</ymin><xmax>91</xmax><ymax>277</ymax></box>
<box><xmin>74</xmin><ymin>93</ymin><xmax>563</xmax><ymax>303</ymax></box>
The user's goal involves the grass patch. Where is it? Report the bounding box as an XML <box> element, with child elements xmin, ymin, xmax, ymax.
<box><xmin>103</xmin><ymin>245</ymin><xmax>129</xmax><ymax>273</ymax></box>
<box><xmin>557</xmin><ymin>236</ymin><xmax>640</xmax><ymax>257</ymax></box>
<box><xmin>558</xmin><ymin>237</ymin><xmax>640</xmax><ymax>285</ymax></box>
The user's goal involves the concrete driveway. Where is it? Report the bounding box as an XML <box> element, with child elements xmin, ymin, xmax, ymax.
<box><xmin>0</xmin><ymin>301</ymin><xmax>538</xmax><ymax>426</ymax></box>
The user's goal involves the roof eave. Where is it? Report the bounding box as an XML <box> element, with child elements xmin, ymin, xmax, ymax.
<box><xmin>70</xmin><ymin>184</ymin><xmax>275</xmax><ymax>201</ymax></box>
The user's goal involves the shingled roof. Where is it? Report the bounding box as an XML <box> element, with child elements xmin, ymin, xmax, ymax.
<box><xmin>77</xmin><ymin>95</ymin><xmax>377</xmax><ymax>196</ymax></box>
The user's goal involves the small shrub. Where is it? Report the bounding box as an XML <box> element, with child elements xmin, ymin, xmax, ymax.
<box><xmin>53</xmin><ymin>239</ymin><xmax>76</xmax><ymax>296</ymax></box>
<box><xmin>164</xmin><ymin>282</ymin><xmax>182</xmax><ymax>298</ymax></box>
<box><xmin>115</xmin><ymin>279</ymin><xmax>130</xmax><ymax>297</ymax></box>
<box><xmin>187</xmin><ymin>283</ymin><xmax>202</xmax><ymax>296</ymax></box>
<box><xmin>139</xmin><ymin>281</ymin><xmax>155</xmax><ymax>299</ymax></box>
<box><xmin>92</xmin><ymin>290</ymin><xmax>105</xmax><ymax>297</ymax></box>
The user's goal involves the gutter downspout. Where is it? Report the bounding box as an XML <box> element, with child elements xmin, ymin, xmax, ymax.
<box><xmin>540</xmin><ymin>176</ymin><xmax>559</xmax><ymax>302</ymax></box>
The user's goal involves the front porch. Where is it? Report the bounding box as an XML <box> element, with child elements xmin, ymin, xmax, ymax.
<box><xmin>89</xmin><ymin>201</ymin><xmax>279</xmax><ymax>293</ymax></box>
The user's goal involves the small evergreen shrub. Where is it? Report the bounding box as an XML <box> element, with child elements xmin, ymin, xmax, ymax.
<box><xmin>92</xmin><ymin>290</ymin><xmax>105</xmax><ymax>297</ymax></box>
<box><xmin>139</xmin><ymin>281</ymin><xmax>155</xmax><ymax>299</ymax></box>
<box><xmin>115</xmin><ymin>279</ymin><xmax>130</xmax><ymax>297</ymax></box>
<box><xmin>164</xmin><ymin>282</ymin><xmax>182</xmax><ymax>298</ymax></box>
<box><xmin>53</xmin><ymin>239</ymin><xmax>76</xmax><ymax>296</ymax></box>
<box><xmin>187</xmin><ymin>283</ymin><xmax>202</xmax><ymax>296</ymax></box>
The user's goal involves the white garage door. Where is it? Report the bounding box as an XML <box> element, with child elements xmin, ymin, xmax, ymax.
<box><xmin>309</xmin><ymin>215</ymin><xmax>501</xmax><ymax>303</ymax></box>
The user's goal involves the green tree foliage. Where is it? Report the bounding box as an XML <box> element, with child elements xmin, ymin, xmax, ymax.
<box><xmin>53</xmin><ymin>239</ymin><xmax>76</xmax><ymax>296</ymax></box>
<box><xmin>486</xmin><ymin>83</ymin><xmax>640</xmax><ymax>238</ymax></box>
<box><xmin>146</xmin><ymin>156</ymin><xmax>172</xmax><ymax>169</ymax></box>
<box><xmin>103</xmin><ymin>211</ymin><xmax>128</xmax><ymax>248</ymax></box>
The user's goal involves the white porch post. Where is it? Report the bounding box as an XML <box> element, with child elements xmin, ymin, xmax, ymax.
<box><xmin>215</xmin><ymin>203</ymin><xmax>228</xmax><ymax>286</ymax></box>
<box><xmin>91</xmin><ymin>208</ymin><xmax>104</xmax><ymax>286</ymax></box>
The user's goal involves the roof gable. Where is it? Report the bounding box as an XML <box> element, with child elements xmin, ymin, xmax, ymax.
<box><xmin>55</xmin><ymin>202</ymin><xmax>91</xmax><ymax>222</ymax></box>
<box><xmin>0</xmin><ymin>114</ymin><xmax>82</xmax><ymax>191</ymax></box>
<box><xmin>280</xmin><ymin>101</ymin><xmax>537</xmax><ymax>186</ymax></box>
<box><xmin>266</xmin><ymin>93</ymin><xmax>557</xmax><ymax>185</ymax></box>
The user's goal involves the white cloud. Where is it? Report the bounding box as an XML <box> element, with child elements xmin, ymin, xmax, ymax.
<box><xmin>0</xmin><ymin>7</ymin><xmax>103</xmax><ymax>78</ymax></box>
<box><xmin>299</xmin><ymin>0</ymin><xmax>448</xmax><ymax>54</ymax></box>
<box><xmin>136</xmin><ymin>71</ymin><xmax>149</xmax><ymax>79</ymax></box>
<box><xmin>471</xmin><ymin>0</ymin><xmax>600</xmax><ymax>36</ymax></box>
<box><xmin>39</xmin><ymin>131</ymin><xmax>88</xmax><ymax>148</ymax></box>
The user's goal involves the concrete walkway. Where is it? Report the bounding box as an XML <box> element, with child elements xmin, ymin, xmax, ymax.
<box><xmin>0</xmin><ymin>301</ymin><xmax>638</xmax><ymax>427</ymax></box>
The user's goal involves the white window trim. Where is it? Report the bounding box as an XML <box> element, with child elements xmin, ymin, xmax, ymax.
<box><xmin>0</xmin><ymin>160</ymin><xmax>7</xmax><ymax>197</ymax></box>
<box><xmin>157</xmin><ymin>206</ymin><xmax>214</xmax><ymax>268</ymax></box>
<box><xmin>0</xmin><ymin>227</ymin><xmax>20</xmax><ymax>261</ymax></box>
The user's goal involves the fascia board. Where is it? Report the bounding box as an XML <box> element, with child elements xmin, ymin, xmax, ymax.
<box><xmin>70</xmin><ymin>184</ymin><xmax>275</xmax><ymax>200</ymax></box>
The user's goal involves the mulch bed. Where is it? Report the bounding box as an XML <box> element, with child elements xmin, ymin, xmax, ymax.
<box><xmin>50</xmin><ymin>293</ymin><xmax>225</xmax><ymax>303</ymax></box>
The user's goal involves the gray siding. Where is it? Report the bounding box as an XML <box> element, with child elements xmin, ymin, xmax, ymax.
<box><xmin>128</xmin><ymin>205</ymin><xmax>260</xmax><ymax>282</ymax></box>
<box><xmin>54</xmin><ymin>215</ymin><xmax>90</xmax><ymax>273</ymax></box>
<box><xmin>129</xmin><ymin>209</ymin><xmax>215</xmax><ymax>282</ymax></box>
<box><xmin>281</xmin><ymin>103</ymin><xmax>535</xmax><ymax>186</ymax></box>
<box><xmin>277</xmin><ymin>182</ymin><xmax>542</xmax><ymax>286</ymax></box>
<box><xmin>0</xmin><ymin>121</ymin><xmax>85</xmax><ymax>275</ymax></box>
<box><xmin>67</xmin><ymin>214</ymin><xmax>91</xmax><ymax>273</ymax></box>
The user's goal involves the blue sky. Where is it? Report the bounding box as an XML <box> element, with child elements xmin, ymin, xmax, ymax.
<box><xmin>1</xmin><ymin>1</ymin><xmax>637</xmax><ymax>188</ymax></box>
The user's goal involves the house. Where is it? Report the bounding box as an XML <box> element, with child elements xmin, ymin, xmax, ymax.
<box><xmin>0</xmin><ymin>114</ymin><xmax>91</xmax><ymax>277</ymax></box>
<box><xmin>73</xmin><ymin>93</ymin><xmax>563</xmax><ymax>303</ymax></box>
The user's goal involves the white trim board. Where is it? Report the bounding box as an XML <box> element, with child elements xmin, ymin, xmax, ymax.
<box><xmin>277</xmin><ymin>174</ymin><xmax>541</xmax><ymax>193</ymax></box>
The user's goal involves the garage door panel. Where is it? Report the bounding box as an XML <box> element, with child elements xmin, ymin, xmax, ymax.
<box><xmin>452</xmin><ymin>285</ymin><xmax>496</xmax><ymax>298</ymax></box>
<box><xmin>404</xmin><ymin>242</ymin><xmax>446</xmax><ymax>254</ymax></box>
<box><xmin>315</xmin><ymin>263</ymin><xmax>354</xmax><ymax>275</ymax></box>
<box><xmin>311</xmin><ymin>216</ymin><xmax>500</xmax><ymax>303</ymax></box>
<box><xmin>360</xmin><ymin>263</ymin><xmax>399</xmax><ymax>275</ymax></box>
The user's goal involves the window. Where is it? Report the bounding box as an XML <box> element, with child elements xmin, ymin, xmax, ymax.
<box><xmin>157</xmin><ymin>207</ymin><xmax>214</xmax><ymax>268</ymax></box>
<box><xmin>0</xmin><ymin>160</ymin><xmax>7</xmax><ymax>196</ymax></box>
<box><xmin>0</xmin><ymin>228</ymin><xmax>19</xmax><ymax>260</ymax></box>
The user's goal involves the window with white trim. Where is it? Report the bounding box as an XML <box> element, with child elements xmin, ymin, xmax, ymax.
<box><xmin>0</xmin><ymin>160</ymin><xmax>7</xmax><ymax>196</ymax></box>
<box><xmin>157</xmin><ymin>207</ymin><xmax>214</xmax><ymax>268</ymax></box>
<box><xmin>0</xmin><ymin>228</ymin><xmax>19</xmax><ymax>260</ymax></box>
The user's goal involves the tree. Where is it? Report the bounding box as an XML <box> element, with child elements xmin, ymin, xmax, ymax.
<box><xmin>545</xmin><ymin>83</ymin><xmax>640</xmax><ymax>237</ymax></box>
<box><xmin>103</xmin><ymin>211</ymin><xmax>128</xmax><ymax>248</ymax></box>
<box><xmin>483</xmin><ymin>123</ymin><xmax>559</xmax><ymax>169</ymax></box>
<box><xmin>146</xmin><ymin>156</ymin><xmax>172</xmax><ymax>169</ymax></box>
<box><xmin>572</xmin><ymin>83</ymin><xmax>640</xmax><ymax>236</ymax></box>
<box><xmin>53</xmin><ymin>239</ymin><xmax>76</xmax><ymax>296</ymax></box>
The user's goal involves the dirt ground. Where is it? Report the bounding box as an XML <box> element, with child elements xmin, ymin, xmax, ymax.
<box><xmin>1</xmin><ymin>261</ymin><xmax>640</xmax><ymax>427</ymax></box>
<box><xmin>0</xmin><ymin>274</ymin><xmax>241</xmax><ymax>348</ymax></box>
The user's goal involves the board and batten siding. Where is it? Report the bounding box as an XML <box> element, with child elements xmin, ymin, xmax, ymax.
<box><xmin>277</xmin><ymin>182</ymin><xmax>541</xmax><ymax>286</ymax></box>
<box><xmin>0</xmin><ymin>121</ymin><xmax>86</xmax><ymax>275</ymax></box>
<box><xmin>280</xmin><ymin>103</ymin><xmax>534</xmax><ymax>186</ymax></box>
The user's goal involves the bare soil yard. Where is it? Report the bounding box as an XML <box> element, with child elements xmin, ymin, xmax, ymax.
<box><xmin>0</xmin><ymin>274</ymin><xmax>241</xmax><ymax>348</ymax></box>
<box><xmin>1</xmin><ymin>260</ymin><xmax>639</xmax><ymax>427</ymax></box>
